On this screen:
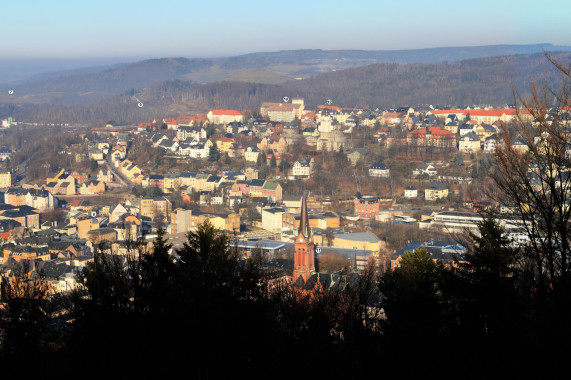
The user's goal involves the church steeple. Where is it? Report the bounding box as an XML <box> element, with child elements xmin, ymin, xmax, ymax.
<box><xmin>293</xmin><ymin>193</ymin><xmax>315</xmax><ymax>284</ymax></box>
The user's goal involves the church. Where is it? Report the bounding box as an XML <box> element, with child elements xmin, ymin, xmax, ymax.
<box><xmin>292</xmin><ymin>194</ymin><xmax>360</xmax><ymax>290</ymax></box>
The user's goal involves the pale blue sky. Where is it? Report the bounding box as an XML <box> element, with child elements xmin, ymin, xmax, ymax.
<box><xmin>2</xmin><ymin>0</ymin><xmax>570</xmax><ymax>59</ymax></box>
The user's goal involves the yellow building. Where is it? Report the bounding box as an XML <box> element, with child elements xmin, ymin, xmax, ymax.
<box><xmin>314</xmin><ymin>231</ymin><xmax>383</xmax><ymax>253</ymax></box>
<box><xmin>140</xmin><ymin>197</ymin><xmax>172</xmax><ymax>222</ymax></box>
<box><xmin>0</xmin><ymin>170</ymin><xmax>12</xmax><ymax>188</ymax></box>
<box><xmin>425</xmin><ymin>182</ymin><xmax>449</xmax><ymax>201</ymax></box>
<box><xmin>216</xmin><ymin>137</ymin><xmax>234</xmax><ymax>153</ymax></box>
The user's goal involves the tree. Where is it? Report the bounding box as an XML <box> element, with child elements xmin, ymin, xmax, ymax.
<box><xmin>454</xmin><ymin>152</ymin><xmax>464</xmax><ymax>166</ymax></box>
<box><xmin>224</xmin><ymin>152</ymin><xmax>231</xmax><ymax>164</ymax></box>
<box><xmin>486</xmin><ymin>52</ymin><xmax>571</xmax><ymax>374</ymax></box>
<box><xmin>325</xmin><ymin>227</ymin><xmax>335</xmax><ymax>247</ymax></box>
<box><xmin>90</xmin><ymin>159</ymin><xmax>98</xmax><ymax>172</ymax></box>
<box><xmin>0</xmin><ymin>264</ymin><xmax>53</xmax><ymax>361</ymax></box>
<box><xmin>492</xmin><ymin>52</ymin><xmax>571</xmax><ymax>297</ymax></box>
<box><xmin>378</xmin><ymin>248</ymin><xmax>444</xmax><ymax>377</ymax></box>
<box><xmin>208</xmin><ymin>145</ymin><xmax>219</xmax><ymax>162</ymax></box>
<box><xmin>270</xmin><ymin>154</ymin><xmax>277</xmax><ymax>168</ymax></box>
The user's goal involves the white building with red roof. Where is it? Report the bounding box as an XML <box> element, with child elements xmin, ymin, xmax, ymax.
<box><xmin>207</xmin><ymin>109</ymin><xmax>243</xmax><ymax>124</ymax></box>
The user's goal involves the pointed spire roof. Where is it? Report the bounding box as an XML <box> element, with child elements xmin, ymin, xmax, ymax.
<box><xmin>299</xmin><ymin>192</ymin><xmax>311</xmax><ymax>239</ymax></box>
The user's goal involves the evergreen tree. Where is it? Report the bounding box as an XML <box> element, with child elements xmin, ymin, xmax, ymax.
<box><xmin>208</xmin><ymin>144</ymin><xmax>219</xmax><ymax>161</ymax></box>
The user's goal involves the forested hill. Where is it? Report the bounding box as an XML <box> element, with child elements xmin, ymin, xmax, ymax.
<box><xmin>3</xmin><ymin>52</ymin><xmax>571</xmax><ymax>124</ymax></box>
<box><xmin>167</xmin><ymin>52</ymin><xmax>571</xmax><ymax>110</ymax></box>
<box><xmin>3</xmin><ymin>43</ymin><xmax>571</xmax><ymax>106</ymax></box>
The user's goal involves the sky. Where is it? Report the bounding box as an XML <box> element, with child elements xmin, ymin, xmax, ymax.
<box><xmin>2</xmin><ymin>0</ymin><xmax>571</xmax><ymax>60</ymax></box>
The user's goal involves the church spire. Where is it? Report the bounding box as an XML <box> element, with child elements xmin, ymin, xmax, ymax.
<box><xmin>293</xmin><ymin>192</ymin><xmax>315</xmax><ymax>284</ymax></box>
<box><xmin>299</xmin><ymin>192</ymin><xmax>311</xmax><ymax>239</ymax></box>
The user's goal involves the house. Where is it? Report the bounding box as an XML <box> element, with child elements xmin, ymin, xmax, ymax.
<box><xmin>459</xmin><ymin>123</ymin><xmax>475</xmax><ymax>136</ymax></box>
<box><xmin>89</xmin><ymin>147</ymin><xmax>104</xmax><ymax>161</ymax></box>
<box><xmin>244</xmin><ymin>146</ymin><xmax>261</xmax><ymax>163</ymax></box>
<box><xmin>261</xmin><ymin>181</ymin><xmax>283</xmax><ymax>202</ymax></box>
<box><xmin>459</xmin><ymin>132</ymin><xmax>481</xmax><ymax>153</ymax></box>
<box><xmin>111</xmin><ymin>145</ymin><xmax>126</xmax><ymax>160</ymax></box>
<box><xmin>425</xmin><ymin>182</ymin><xmax>448</xmax><ymax>201</ymax></box>
<box><xmin>353</xmin><ymin>193</ymin><xmax>380</xmax><ymax>219</ymax></box>
<box><xmin>404</xmin><ymin>186</ymin><xmax>418</xmax><ymax>198</ymax></box>
<box><xmin>158</xmin><ymin>139</ymin><xmax>179</xmax><ymax>152</ymax></box>
<box><xmin>216</xmin><ymin>136</ymin><xmax>235</xmax><ymax>153</ymax></box>
<box><xmin>346</xmin><ymin>148</ymin><xmax>368</xmax><ymax>165</ymax></box>
<box><xmin>97</xmin><ymin>169</ymin><xmax>114</xmax><ymax>183</ymax></box>
<box><xmin>79</xmin><ymin>179</ymin><xmax>105</xmax><ymax>194</ymax></box>
<box><xmin>187</xmin><ymin>144</ymin><xmax>210</xmax><ymax>159</ymax></box>
<box><xmin>150</xmin><ymin>133</ymin><xmax>168</xmax><ymax>147</ymax></box>
<box><xmin>292</xmin><ymin>157</ymin><xmax>314</xmax><ymax>178</ymax></box>
<box><xmin>0</xmin><ymin>147</ymin><xmax>13</xmax><ymax>161</ymax></box>
<box><xmin>177</xmin><ymin>126</ymin><xmax>207</xmax><ymax>141</ymax></box>
<box><xmin>413</xmin><ymin>163</ymin><xmax>437</xmax><ymax>176</ymax></box>
<box><xmin>412</xmin><ymin>164</ymin><xmax>438</xmax><ymax>176</ymax></box>
<box><xmin>68</xmin><ymin>170</ymin><xmax>89</xmax><ymax>184</ymax></box>
<box><xmin>369</xmin><ymin>162</ymin><xmax>390</xmax><ymax>178</ymax></box>
<box><xmin>0</xmin><ymin>169</ymin><xmax>12</xmax><ymax>188</ymax></box>
<box><xmin>243</xmin><ymin>167</ymin><xmax>258</xmax><ymax>180</ymax></box>
<box><xmin>484</xmin><ymin>134</ymin><xmax>502</xmax><ymax>153</ymax></box>
<box><xmin>513</xmin><ymin>137</ymin><xmax>529</xmax><ymax>153</ymax></box>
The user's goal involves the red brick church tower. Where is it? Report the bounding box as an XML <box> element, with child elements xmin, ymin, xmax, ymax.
<box><xmin>293</xmin><ymin>194</ymin><xmax>315</xmax><ymax>283</ymax></box>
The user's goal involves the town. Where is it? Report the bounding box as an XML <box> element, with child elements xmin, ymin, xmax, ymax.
<box><xmin>0</xmin><ymin>99</ymin><xmax>546</xmax><ymax>287</ymax></box>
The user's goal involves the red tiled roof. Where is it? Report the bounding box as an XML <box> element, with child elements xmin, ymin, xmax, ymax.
<box><xmin>317</xmin><ymin>105</ymin><xmax>342</xmax><ymax>112</ymax></box>
<box><xmin>210</xmin><ymin>109</ymin><xmax>242</xmax><ymax>116</ymax></box>
<box><xmin>408</xmin><ymin>127</ymin><xmax>455</xmax><ymax>138</ymax></box>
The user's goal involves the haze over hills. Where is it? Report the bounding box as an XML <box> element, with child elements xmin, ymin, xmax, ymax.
<box><xmin>2</xmin><ymin>43</ymin><xmax>571</xmax><ymax>106</ymax></box>
<box><xmin>0</xmin><ymin>46</ymin><xmax>570</xmax><ymax>124</ymax></box>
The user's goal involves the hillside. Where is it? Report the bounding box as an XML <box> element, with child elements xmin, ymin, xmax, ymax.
<box><xmin>3</xmin><ymin>44</ymin><xmax>571</xmax><ymax>107</ymax></box>
<box><xmin>218</xmin><ymin>69</ymin><xmax>292</xmax><ymax>85</ymax></box>
<box><xmin>2</xmin><ymin>52</ymin><xmax>571</xmax><ymax>124</ymax></box>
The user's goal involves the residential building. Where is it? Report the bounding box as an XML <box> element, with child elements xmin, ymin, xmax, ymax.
<box><xmin>346</xmin><ymin>148</ymin><xmax>368</xmax><ymax>165</ymax></box>
<box><xmin>0</xmin><ymin>169</ymin><xmax>11</xmax><ymax>188</ymax></box>
<box><xmin>404</xmin><ymin>185</ymin><xmax>418</xmax><ymax>198</ymax></box>
<box><xmin>353</xmin><ymin>193</ymin><xmax>380</xmax><ymax>219</ymax></box>
<box><xmin>140</xmin><ymin>197</ymin><xmax>172</xmax><ymax>222</ymax></box>
<box><xmin>425</xmin><ymin>182</ymin><xmax>448</xmax><ymax>201</ymax></box>
<box><xmin>292</xmin><ymin>157</ymin><xmax>314</xmax><ymax>178</ymax></box>
<box><xmin>97</xmin><ymin>169</ymin><xmax>114</xmax><ymax>183</ymax></box>
<box><xmin>459</xmin><ymin>132</ymin><xmax>481</xmax><ymax>153</ymax></box>
<box><xmin>407</xmin><ymin>126</ymin><xmax>456</xmax><ymax>149</ymax></box>
<box><xmin>207</xmin><ymin>109</ymin><xmax>243</xmax><ymax>124</ymax></box>
<box><xmin>260</xmin><ymin>99</ymin><xmax>304</xmax><ymax>122</ymax></box>
<box><xmin>413</xmin><ymin>163</ymin><xmax>437</xmax><ymax>176</ymax></box>
<box><xmin>369</xmin><ymin>162</ymin><xmax>390</xmax><ymax>178</ymax></box>
<box><xmin>244</xmin><ymin>146</ymin><xmax>261</xmax><ymax>162</ymax></box>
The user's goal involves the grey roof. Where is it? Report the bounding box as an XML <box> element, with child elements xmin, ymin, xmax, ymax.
<box><xmin>371</xmin><ymin>162</ymin><xmax>388</xmax><ymax>170</ymax></box>
<box><xmin>427</xmin><ymin>182</ymin><xmax>447</xmax><ymax>190</ymax></box>
<box><xmin>333</xmin><ymin>231</ymin><xmax>380</xmax><ymax>243</ymax></box>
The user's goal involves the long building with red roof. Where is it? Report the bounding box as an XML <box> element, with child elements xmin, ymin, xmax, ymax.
<box><xmin>407</xmin><ymin>126</ymin><xmax>456</xmax><ymax>148</ymax></box>
<box><xmin>427</xmin><ymin>108</ymin><xmax>531</xmax><ymax>124</ymax></box>
<box><xmin>207</xmin><ymin>109</ymin><xmax>243</xmax><ymax>124</ymax></box>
